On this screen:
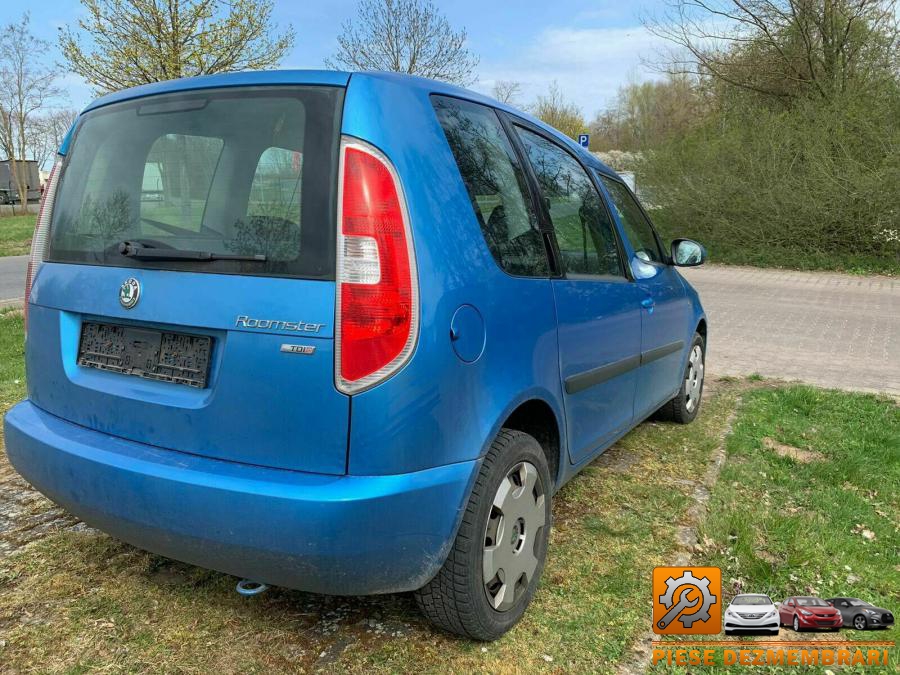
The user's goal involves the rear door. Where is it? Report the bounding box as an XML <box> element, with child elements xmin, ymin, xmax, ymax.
<box><xmin>598</xmin><ymin>175</ymin><xmax>691</xmax><ymax>419</ymax></box>
<box><xmin>29</xmin><ymin>85</ymin><xmax>349</xmax><ymax>474</ymax></box>
<box><xmin>512</xmin><ymin>124</ymin><xmax>642</xmax><ymax>464</ymax></box>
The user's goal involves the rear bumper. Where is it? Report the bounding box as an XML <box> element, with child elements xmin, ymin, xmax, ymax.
<box><xmin>4</xmin><ymin>401</ymin><xmax>478</xmax><ymax>595</ymax></box>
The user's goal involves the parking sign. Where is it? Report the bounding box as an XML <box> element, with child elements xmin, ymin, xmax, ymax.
<box><xmin>578</xmin><ymin>134</ymin><xmax>589</xmax><ymax>148</ymax></box>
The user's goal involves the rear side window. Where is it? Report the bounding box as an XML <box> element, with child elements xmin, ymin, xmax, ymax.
<box><xmin>432</xmin><ymin>96</ymin><xmax>549</xmax><ymax>277</ymax></box>
<box><xmin>49</xmin><ymin>86</ymin><xmax>343</xmax><ymax>279</ymax></box>
<box><xmin>599</xmin><ymin>174</ymin><xmax>664</xmax><ymax>264</ymax></box>
<box><xmin>515</xmin><ymin>127</ymin><xmax>623</xmax><ymax>278</ymax></box>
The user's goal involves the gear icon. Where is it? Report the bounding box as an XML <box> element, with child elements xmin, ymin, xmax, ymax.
<box><xmin>658</xmin><ymin>570</ymin><xmax>717</xmax><ymax>628</ymax></box>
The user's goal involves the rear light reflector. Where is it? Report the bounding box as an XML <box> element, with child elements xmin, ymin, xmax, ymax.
<box><xmin>336</xmin><ymin>138</ymin><xmax>418</xmax><ymax>394</ymax></box>
<box><xmin>24</xmin><ymin>155</ymin><xmax>63</xmax><ymax>333</ymax></box>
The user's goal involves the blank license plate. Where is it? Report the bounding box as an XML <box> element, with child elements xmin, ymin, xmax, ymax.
<box><xmin>77</xmin><ymin>321</ymin><xmax>212</xmax><ymax>388</ymax></box>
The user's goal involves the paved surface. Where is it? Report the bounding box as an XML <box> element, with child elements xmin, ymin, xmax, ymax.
<box><xmin>680</xmin><ymin>265</ymin><xmax>900</xmax><ymax>396</ymax></box>
<box><xmin>0</xmin><ymin>255</ymin><xmax>27</xmax><ymax>308</ymax></box>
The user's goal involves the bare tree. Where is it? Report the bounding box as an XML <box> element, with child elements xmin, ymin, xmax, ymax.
<box><xmin>326</xmin><ymin>0</ymin><xmax>479</xmax><ymax>85</ymax></box>
<box><xmin>59</xmin><ymin>0</ymin><xmax>295</xmax><ymax>94</ymax></box>
<box><xmin>30</xmin><ymin>109</ymin><xmax>79</xmax><ymax>170</ymax></box>
<box><xmin>645</xmin><ymin>0</ymin><xmax>899</xmax><ymax>101</ymax></box>
<box><xmin>530</xmin><ymin>82</ymin><xmax>587</xmax><ymax>141</ymax></box>
<box><xmin>0</xmin><ymin>14</ymin><xmax>64</xmax><ymax>212</ymax></box>
<box><xmin>491</xmin><ymin>80</ymin><xmax>522</xmax><ymax>104</ymax></box>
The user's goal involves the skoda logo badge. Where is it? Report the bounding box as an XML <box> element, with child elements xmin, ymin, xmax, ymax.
<box><xmin>119</xmin><ymin>277</ymin><xmax>140</xmax><ymax>309</ymax></box>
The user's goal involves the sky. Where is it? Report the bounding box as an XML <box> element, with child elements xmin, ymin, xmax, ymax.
<box><xmin>26</xmin><ymin>0</ymin><xmax>674</xmax><ymax>120</ymax></box>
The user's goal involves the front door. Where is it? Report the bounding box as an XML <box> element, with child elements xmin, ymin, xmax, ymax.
<box><xmin>514</xmin><ymin>125</ymin><xmax>641</xmax><ymax>464</ymax></box>
<box><xmin>599</xmin><ymin>175</ymin><xmax>691</xmax><ymax>418</ymax></box>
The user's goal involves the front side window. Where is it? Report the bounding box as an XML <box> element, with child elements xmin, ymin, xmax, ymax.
<box><xmin>515</xmin><ymin>126</ymin><xmax>623</xmax><ymax>277</ymax></box>
<box><xmin>49</xmin><ymin>86</ymin><xmax>343</xmax><ymax>279</ymax></box>
<box><xmin>599</xmin><ymin>174</ymin><xmax>664</xmax><ymax>264</ymax></box>
<box><xmin>432</xmin><ymin>96</ymin><xmax>548</xmax><ymax>277</ymax></box>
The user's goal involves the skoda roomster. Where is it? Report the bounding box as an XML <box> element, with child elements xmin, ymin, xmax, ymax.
<box><xmin>5</xmin><ymin>71</ymin><xmax>708</xmax><ymax>640</ymax></box>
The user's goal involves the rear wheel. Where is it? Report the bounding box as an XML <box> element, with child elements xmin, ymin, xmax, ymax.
<box><xmin>414</xmin><ymin>429</ymin><xmax>552</xmax><ymax>640</ymax></box>
<box><xmin>656</xmin><ymin>333</ymin><xmax>705</xmax><ymax>424</ymax></box>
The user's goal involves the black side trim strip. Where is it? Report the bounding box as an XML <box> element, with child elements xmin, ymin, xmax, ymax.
<box><xmin>565</xmin><ymin>354</ymin><xmax>641</xmax><ymax>395</ymax></box>
<box><xmin>640</xmin><ymin>340</ymin><xmax>684</xmax><ymax>366</ymax></box>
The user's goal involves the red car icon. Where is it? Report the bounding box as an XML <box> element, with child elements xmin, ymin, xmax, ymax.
<box><xmin>779</xmin><ymin>596</ymin><xmax>843</xmax><ymax>631</ymax></box>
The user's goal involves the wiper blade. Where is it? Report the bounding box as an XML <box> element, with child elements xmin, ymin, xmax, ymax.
<box><xmin>118</xmin><ymin>241</ymin><xmax>266</xmax><ymax>262</ymax></box>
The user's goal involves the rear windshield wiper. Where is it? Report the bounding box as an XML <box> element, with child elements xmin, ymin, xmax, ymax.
<box><xmin>118</xmin><ymin>241</ymin><xmax>266</xmax><ymax>262</ymax></box>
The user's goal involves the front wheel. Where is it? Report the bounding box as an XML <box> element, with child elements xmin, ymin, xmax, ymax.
<box><xmin>656</xmin><ymin>332</ymin><xmax>705</xmax><ymax>424</ymax></box>
<box><xmin>414</xmin><ymin>429</ymin><xmax>552</xmax><ymax>640</ymax></box>
<box><xmin>793</xmin><ymin>616</ymin><xmax>801</xmax><ymax>632</ymax></box>
<box><xmin>853</xmin><ymin>615</ymin><xmax>868</xmax><ymax>630</ymax></box>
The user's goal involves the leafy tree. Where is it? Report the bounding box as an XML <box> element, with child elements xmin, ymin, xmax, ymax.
<box><xmin>530</xmin><ymin>82</ymin><xmax>587</xmax><ymax>141</ymax></box>
<box><xmin>0</xmin><ymin>14</ymin><xmax>64</xmax><ymax>212</ymax></box>
<box><xmin>326</xmin><ymin>0</ymin><xmax>478</xmax><ymax>85</ymax></box>
<box><xmin>633</xmin><ymin>0</ymin><xmax>900</xmax><ymax>272</ymax></box>
<box><xmin>646</xmin><ymin>0</ymin><xmax>898</xmax><ymax>101</ymax></box>
<box><xmin>590</xmin><ymin>75</ymin><xmax>704</xmax><ymax>152</ymax></box>
<box><xmin>59</xmin><ymin>0</ymin><xmax>295</xmax><ymax>94</ymax></box>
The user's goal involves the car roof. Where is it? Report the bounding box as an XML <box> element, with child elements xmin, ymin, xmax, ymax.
<box><xmin>78</xmin><ymin>70</ymin><xmax>617</xmax><ymax>178</ymax></box>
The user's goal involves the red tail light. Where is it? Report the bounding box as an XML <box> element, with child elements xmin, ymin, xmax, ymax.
<box><xmin>336</xmin><ymin>139</ymin><xmax>418</xmax><ymax>394</ymax></box>
<box><xmin>24</xmin><ymin>156</ymin><xmax>63</xmax><ymax>333</ymax></box>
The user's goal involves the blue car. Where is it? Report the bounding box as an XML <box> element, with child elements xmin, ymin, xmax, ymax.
<box><xmin>5</xmin><ymin>71</ymin><xmax>707</xmax><ymax>640</ymax></box>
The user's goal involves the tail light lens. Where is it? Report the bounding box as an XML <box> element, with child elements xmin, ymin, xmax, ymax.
<box><xmin>336</xmin><ymin>138</ymin><xmax>418</xmax><ymax>394</ymax></box>
<box><xmin>24</xmin><ymin>155</ymin><xmax>63</xmax><ymax>333</ymax></box>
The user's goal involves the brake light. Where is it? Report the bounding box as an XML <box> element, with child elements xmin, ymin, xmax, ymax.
<box><xmin>24</xmin><ymin>155</ymin><xmax>63</xmax><ymax>333</ymax></box>
<box><xmin>335</xmin><ymin>139</ymin><xmax>418</xmax><ymax>394</ymax></box>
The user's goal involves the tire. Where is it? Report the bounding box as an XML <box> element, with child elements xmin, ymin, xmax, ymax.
<box><xmin>770</xmin><ymin>629</ymin><xmax>780</xmax><ymax>635</ymax></box>
<box><xmin>793</xmin><ymin>616</ymin><xmax>801</xmax><ymax>632</ymax></box>
<box><xmin>655</xmin><ymin>332</ymin><xmax>705</xmax><ymax>424</ymax></box>
<box><xmin>414</xmin><ymin>429</ymin><xmax>552</xmax><ymax>641</ymax></box>
<box><xmin>853</xmin><ymin>614</ymin><xmax>868</xmax><ymax>631</ymax></box>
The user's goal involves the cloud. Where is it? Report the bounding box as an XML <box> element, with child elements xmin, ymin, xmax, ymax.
<box><xmin>474</xmin><ymin>25</ymin><xmax>669</xmax><ymax>118</ymax></box>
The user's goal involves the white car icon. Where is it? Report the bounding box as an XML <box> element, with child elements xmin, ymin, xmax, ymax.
<box><xmin>724</xmin><ymin>594</ymin><xmax>780</xmax><ymax>635</ymax></box>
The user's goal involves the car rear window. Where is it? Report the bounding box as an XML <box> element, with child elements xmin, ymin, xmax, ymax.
<box><xmin>49</xmin><ymin>86</ymin><xmax>343</xmax><ymax>279</ymax></box>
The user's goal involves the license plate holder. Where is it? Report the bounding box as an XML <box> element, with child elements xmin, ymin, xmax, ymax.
<box><xmin>77</xmin><ymin>321</ymin><xmax>212</xmax><ymax>388</ymax></box>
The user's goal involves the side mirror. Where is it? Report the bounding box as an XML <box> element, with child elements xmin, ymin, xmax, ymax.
<box><xmin>671</xmin><ymin>238</ymin><xmax>707</xmax><ymax>267</ymax></box>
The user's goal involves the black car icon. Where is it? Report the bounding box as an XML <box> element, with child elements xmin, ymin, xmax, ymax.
<box><xmin>826</xmin><ymin>597</ymin><xmax>895</xmax><ymax>630</ymax></box>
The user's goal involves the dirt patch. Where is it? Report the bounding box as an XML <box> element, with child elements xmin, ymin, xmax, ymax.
<box><xmin>0</xmin><ymin>451</ymin><xmax>85</xmax><ymax>558</ymax></box>
<box><xmin>762</xmin><ymin>437</ymin><xmax>824</xmax><ymax>463</ymax></box>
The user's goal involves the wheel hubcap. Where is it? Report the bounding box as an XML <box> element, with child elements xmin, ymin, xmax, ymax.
<box><xmin>684</xmin><ymin>345</ymin><xmax>704</xmax><ymax>413</ymax></box>
<box><xmin>483</xmin><ymin>461</ymin><xmax>546</xmax><ymax>612</ymax></box>
<box><xmin>855</xmin><ymin>616</ymin><xmax>866</xmax><ymax>629</ymax></box>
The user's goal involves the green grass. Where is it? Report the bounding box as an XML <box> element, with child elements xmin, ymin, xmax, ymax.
<box><xmin>0</xmin><ymin>308</ymin><xmax>26</xmax><ymax>409</ymax></box>
<box><xmin>0</xmin><ymin>214</ymin><xmax>36</xmax><ymax>257</ymax></box>
<box><xmin>702</xmin><ymin>246</ymin><xmax>899</xmax><ymax>277</ymax></box>
<box><xmin>651</xmin><ymin>386</ymin><xmax>900</xmax><ymax>673</ymax></box>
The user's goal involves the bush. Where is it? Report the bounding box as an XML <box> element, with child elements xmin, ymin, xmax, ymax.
<box><xmin>640</xmin><ymin>88</ymin><xmax>900</xmax><ymax>274</ymax></box>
